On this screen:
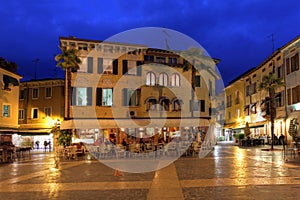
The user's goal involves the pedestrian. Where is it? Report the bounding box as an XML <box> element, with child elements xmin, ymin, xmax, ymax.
<box><xmin>279</xmin><ymin>134</ymin><xmax>285</xmax><ymax>145</ymax></box>
<box><xmin>48</xmin><ymin>140</ymin><xmax>51</xmax><ymax>151</ymax></box>
<box><xmin>35</xmin><ymin>140</ymin><xmax>40</xmax><ymax>149</ymax></box>
<box><xmin>44</xmin><ymin>140</ymin><xmax>48</xmax><ymax>151</ymax></box>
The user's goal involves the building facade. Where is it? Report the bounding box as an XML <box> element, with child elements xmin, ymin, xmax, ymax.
<box><xmin>59</xmin><ymin>36</ymin><xmax>220</xmax><ymax>145</ymax></box>
<box><xmin>17</xmin><ymin>78</ymin><xmax>65</xmax><ymax>148</ymax></box>
<box><xmin>223</xmin><ymin>35</ymin><xmax>300</xmax><ymax>144</ymax></box>
<box><xmin>0</xmin><ymin>66</ymin><xmax>22</xmax><ymax>142</ymax></box>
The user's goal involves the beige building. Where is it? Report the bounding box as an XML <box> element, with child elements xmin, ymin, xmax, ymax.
<box><xmin>283</xmin><ymin>35</ymin><xmax>300</xmax><ymax>141</ymax></box>
<box><xmin>59</xmin><ymin>36</ymin><xmax>220</xmax><ymax>144</ymax></box>
<box><xmin>0</xmin><ymin>66</ymin><xmax>22</xmax><ymax>139</ymax></box>
<box><xmin>223</xmin><ymin>35</ymin><xmax>300</xmax><ymax>144</ymax></box>
<box><xmin>17</xmin><ymin>78</ymin><xmax>65</xmax><ymax>147</ymax></box>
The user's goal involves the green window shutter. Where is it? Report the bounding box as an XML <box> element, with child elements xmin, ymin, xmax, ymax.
<box><xmin>195</xmin><ymin>76</ymin><xmax>200</xmax><ymax>87</ymax></box>
<box><xmin>122</xmin><ymin>60</ymin><xmax>128</xmax><ymax>75</ymax></box>
<box><xmin>87</xmin><ymin>87</ymin><xmax>92</xmax><ymax>106</ymax></box>
<box><xmin>137</xmin><ymin>61</ymin><xmax>142</xmax><ymax>76</ymax></box>
<box><xmin>87</xmin><ymin>57</ymin><xmax>93</xmax><ymax>73</ymax></box>
<box><xmin>71</xmin><ymin>87</ymin><xmax>76</xmax><ymax>105</ymax></box>
<box><xmin>123</xmin><ymin>88</ymin><xmax>128</xmax><ymax>106</ymax></box>
<box><xmin>97</xmin><ymin>58</ymin><xmax>103</xmax><ymax>74</ymax></box>
<box><xmin>113</xmin><ymin>59</ymin><xmax>118</xmax><ymax>75</ymax></box>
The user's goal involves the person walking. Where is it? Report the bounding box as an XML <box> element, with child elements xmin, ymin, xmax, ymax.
<box><xmin>44</xmin><ymin>140</ymin><xmax>48</xmax><ymax>151</ymax></box>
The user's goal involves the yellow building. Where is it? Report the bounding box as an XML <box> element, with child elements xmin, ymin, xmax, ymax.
<box><xmin>17</xmin><ymin>78</ymin><xmax>65</xmax><ymax>148</ymax></box>
<box><xmin>224</xmin><ymin>35</ymin><xmax>300</xmax><ymax>144</ymax></box>
<box><xmin>224</xmin><ymin>68</ymin><xmax>253</xmax><ymax>140</ymax></box>
<box><xmin>0</xmin><ymin>66</ymin><xmax>22</xmax><ymax>140</ymax></box>
<box><xmin>59</xmin><ymin>36</ymin><xmax>220</xmax><ymax>145</ymax></box>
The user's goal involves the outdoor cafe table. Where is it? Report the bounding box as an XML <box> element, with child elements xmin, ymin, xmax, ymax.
<box><xmin>240</xmin><ymin>138</ymin><xmax>265</xmax><ymax>146</ymax></box>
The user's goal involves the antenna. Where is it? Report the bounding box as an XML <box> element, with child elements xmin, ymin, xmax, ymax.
<box><xmin>162</xmin><ymin>28</ymin><xmax>171</xmax><ymax>50</ymax></box>
<box><xmin>268</xmin><ymin>33</ymin><xmax>275</xmax><ymax>53</ymax></box>
<box><xmin>32</xmin><ymin>58</ymin><xmax>40</xmax><ymax>80</ymax></box>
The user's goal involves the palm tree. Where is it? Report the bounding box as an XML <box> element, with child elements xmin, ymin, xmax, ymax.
<box><xmin>180</xmin><ymin>47</ymin><xmax>215</xmax><ymax>117</ymax></box>
<box><xmin>258</xmin><ymin>73</ymin><xmax>284</xmax><ymax>150</ymax></box>
<box><xmin>55</xmin><ymin>46</ymin><xmax>81</xmax><ymax>119</ymax></box>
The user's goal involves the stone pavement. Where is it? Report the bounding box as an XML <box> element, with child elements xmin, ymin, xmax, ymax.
<box><xmin>0</xmin><ymin>144</ymin><xmax>300</xmax><ymax>200</ymax></box>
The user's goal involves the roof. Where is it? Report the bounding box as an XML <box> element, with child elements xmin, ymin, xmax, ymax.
<box><xmin>59</xmin><ymin>36</ymin><xmax>147</xmax><ymax>48</ymax></box>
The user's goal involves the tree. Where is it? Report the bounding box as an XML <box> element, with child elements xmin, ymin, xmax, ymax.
<box><xmin>258</xmin><ymin>73</ymin><xmax>284</xmax><ymax>150</ymax></box>
<box><xmin>180</xmin><ymin>47</ymin><xmax>216</xmax><ymax>117</ymax></box>
<box><xmin>55</xmin><ymin>46</ymin><xmax>81</xmax><ymax>119</ymax></box>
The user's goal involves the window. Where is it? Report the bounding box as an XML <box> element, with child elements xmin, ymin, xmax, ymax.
<box><xmin>291</xmin><ymin>53</ymin><xmax>299</xmax><ymax>73</ymax></box>
<box><xmin>172</xmin><ymin>99</ymin><xmax>182</xmax><ymax>111</ymax></box>
<box><xmin>45</xmin><ymin>87</ymin><xmax>52</xmax><ymax>98</ymax></box>
<box><xmin>246</xmin><ymin>85</ymin><xmax>250</xmax><ymax>96</ymax></box>
<box><xmin>277</xmin><ymin>66</ymin><xmax>282</xmax><ymax>78</ymax></box>
<box><xmin>168</xmin><ymin>58</ymin><xmax>177</xmax><ymax>64</ymax></box>
<box><xmin>160</xmin><ymin>98</ymin><xmax>170</xmax><ymax>111</ymax></box>
<box><xmin>292</xmin><ymin>85</ymin><xmax>300</xmax><ymax>104</ymax></box>
<box><xmin>19</xmin><ymin>89</ymin><xmax>25</xmax><ymax>100</ymax></box>
<box><xmin>146</xmin><ymin>72</ymin><xmax>156</xmax><ymax>86</ymax></box>
<box><xmin>127</xmin><ymin>60</ymin><xmax>137</xmax><ymax>75</ymax></box>
<box><xmin>146</xmin><ymin>98</ymin><xmax>157</xmax><ymax>111</ymax></box>
<box><xmin>156</xmin><ymin>56</ymin><xmax>166</xmax><ymax>63</ymax></box>
<box><xmin>96</xmin><ymin>88</ymin><xmax>113</xmax><ymax>106</ymax></box>
<box><xmin>252</xmin><ymin>82</ymin><xmax>257</xmax><ymax>94</ymax></box>
<box><xmin>123</xmin><ymin>88</ymin><xmax>141</xmax><ymax>106</ymax></box>
<box><xmin>44</xmin><ymin>107</ymin><xmax>52</xmax><ymax>117</ymax></box>
<box><xmin>103</xmin><ymin>58</ymin><xmax>113</xmax><ymax>74</ymax></box>
<box><xmin>191</xmin><ymin>100</ymin><xmax>199</xmax><ymax>111</ymax></box>
<box><xmin>159</xmin><ymin>73</ymin><xmax>168</xmax><ymax>86</ymax></box>
<box><xmin>144</xmin><ymin>55</ymin><xmax>154</xmax><ymax>62</ymax></box>
<box><xmin>235</xmin><ymin>91</ymin><xmax>240</xmax><ymax>104</ymax></box>
<box><xmin>200</xmin><ymin>100</ymin><xmax>205</xmax><ymax>112</ymax></box>
<box><xmin>236</xmin><ymin>109</ymin><xmax>240</xmax><ymax>118</ymax></box>
<box><xmin>195</xmin><ymin>76</ymin><xmax>201</xmax><ymax>87</ymax></box>
<box><xmin>32</xmin><ymin>88</ymin><xmax>39</xmax><ymax>99</ymax></box>
<box><xmin>79</xmin><ymin>57</ymin><xmax>87</xmax><ymax>72</ymax></box>
<box><xmin>18</xmin><ymin>109</ymin><xmax>25</xmax><ymax>120</ymax></box>
<box><xmin>228</xmin><ymin>111</ymin><xmax>231</xmax><ymax>120</ymax></box>
<box><xmin>275</xmin><ymin>92</ymin><xmax>284</xmax><ymax>107</ymax></box>
<box><xmin>71</xmin><ymin>87</ymin><xmax>92</xmax><ymax>106</ymax></box>
<box><xmin>32</xmin><ymin>108</ymin><xmax>38</xmax><ymax>119</ymax></box>
<box><xmin>226</xmin><ymin>95</ymin><xmax>232</xmax><ymax>107</ymax></box>
<box><xmin>123</xmin><ymin>60</ymin><xmax>140</xmax><ymax>75</ymax></box>
<box><xmin>171</xmin><ymin>73</ymin><xmax>180</xmax><ymax>87</ymax></box>
<box><xmin>3</xmin><ymin>105</ymin><xmax>10</xmax><ymax>117</ymax></box>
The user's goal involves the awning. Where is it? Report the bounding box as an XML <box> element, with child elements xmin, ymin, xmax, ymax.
<box><xmin>248</xmin><ymin>121</ymin><xmax>266</xmax><ymax>129</ymax></box>
<box><xmin>17</xmin><ymin>129</ymin><xmax>52</xmax><ymax>135</ymax></box>
<box><xmin>60</xmin><ymin>118</ymin><xmax>210</xmax><ymax>129</ymax></box>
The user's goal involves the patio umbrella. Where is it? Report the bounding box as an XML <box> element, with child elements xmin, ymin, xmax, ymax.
<box><xmin>198</xmin><ymin>121</ymin><xmax>216</xmax><ymax>158</ymax></box>
<box><xmin>244</xmin><ymin>122</ymin><xmax>251</xmax><ymax>138</ymax></box>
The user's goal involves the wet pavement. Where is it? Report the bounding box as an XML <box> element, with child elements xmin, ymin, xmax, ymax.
<box><xmin>0</xmin><ymin>144</ymin><xmax>300</xmax><ymax>200</ymax></box>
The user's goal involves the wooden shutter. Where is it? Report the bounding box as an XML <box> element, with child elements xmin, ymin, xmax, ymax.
<box><xmin>137</xmin><ymin>61</ymin><xmax>142</xmax><ymax>76</ymax></box>
<box><xmin>113</xmin><ymin>59</ymin><xmax>118</xmax><ymax>75</ymax></box>
<box><xmin>286</xmin><ymin>58</ymin><xmax>290</xmax><ymax>75</ymax></box>
<box><xmin>295</xmin><ymin>53</ymin><xmax>299</xmax><ymax>70</ymax></box>
<box><xmin>87</xmin><ymin>57</ymin><xmax>93</xmax><ymax>73</ymax></box>
<box><xmin>97</xmin><ymin>58</ymin><xmax>103</xmax><ymax>74</ymax></box>
<box><xmin>122</xmin><ymin>60</ymin><xmax>128</xmax><ymax>75</ymax></box>
<box><xmin>87</xmin><ymin>87</ymin><xmax>92</xmax><ymax>106</ymax></box>
<box><xmin>200</xmin><ymin>100</ymin><xmax>205</xmax><ymax>112</ymax></box>
<box><xmin>122</xmin><ymin>88</ymin><xmax>128</xmax><ymax>106</ymax></box>
<box><xmin>195</xmin><ymin>76</ymin><xmax>200</xmax><ymax>87</ymax></box>
<box><xmin>71</xmin><ymin>87</ymin><xmax>76</xmax><ymax>105</ymax></box>
<box><xmin>96</xmin><ymin>88</ymin><xmax>102</xmax><ymax>106</ymax></box>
